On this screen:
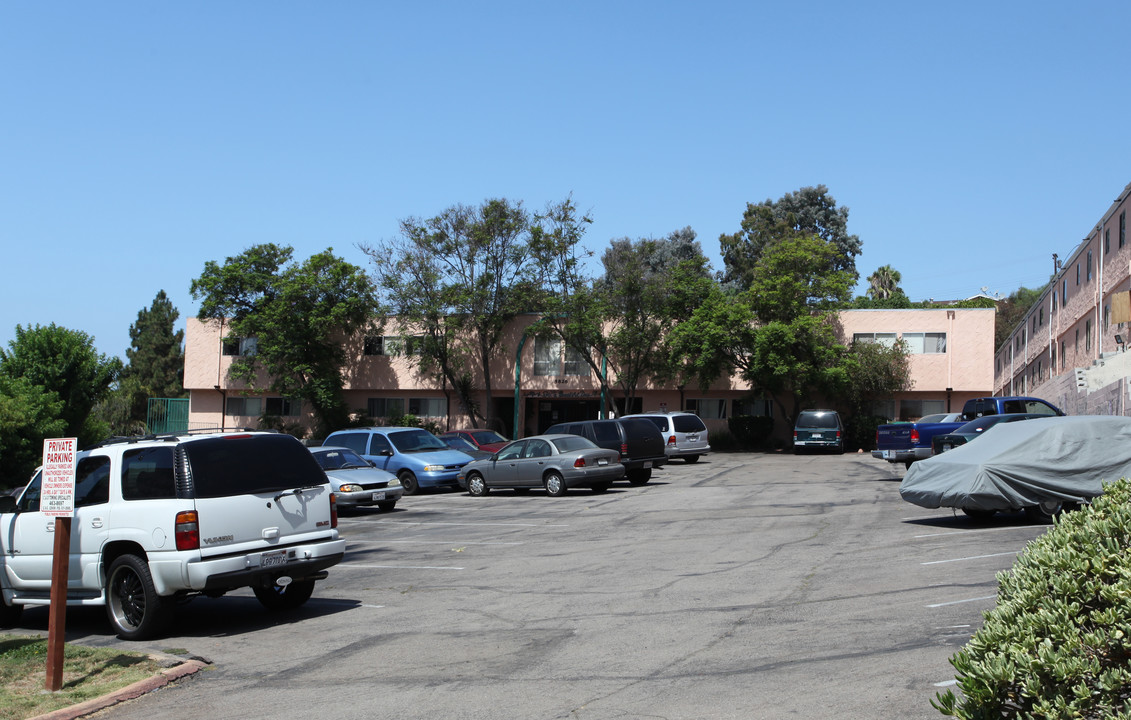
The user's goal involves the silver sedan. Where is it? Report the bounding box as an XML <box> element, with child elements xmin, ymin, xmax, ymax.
<box><xmin>310</xmin><ymin>446</ymin><xmax>404</xmax><ymax>511</ymax></box>
<box><xmin>459</xmin><ymin>434</ymin><xmax>625</xmax><ymax>496</ymax></box>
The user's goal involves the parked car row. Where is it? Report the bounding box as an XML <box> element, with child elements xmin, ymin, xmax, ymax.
<box><xmin>316</xmin><ymin>412</ymin><xmax>712</xmax><ymax>502</ymax></box>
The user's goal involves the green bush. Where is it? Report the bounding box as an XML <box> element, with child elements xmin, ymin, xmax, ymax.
<box><xmin>727</xmin><ymin>415</ymin><xmax>774</xmax><ymax>449</ymax></box>
<box><xmin>844</xmin><ymin>414</ymin><xmax>887</xmax><ymax>452</ymax></box>
<box><xmin>934</xmin><ymin>478</ymin><xmax>1131</xmax><ymax>718</ymax></box>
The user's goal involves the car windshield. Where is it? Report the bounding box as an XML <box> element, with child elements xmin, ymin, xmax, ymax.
<box><xmin>444</xmin><ymin>437</ymin><xmax>478</xmax><ymax>452</ymax></box>
<box><xmin>313</xmin><ymin>448</ymin><xmax>368</xmax><ymax>470</ymax></box>
<box><xmin>470</xmin><ymin>431</ymin><xmax>506</xmax><ymax>444</ymax></box>
<box><xmin>552</xmin><ymin>436</ymin><xmax>597</xmax><ymax>453</ymax></box>
<box><xmin>388</xmin><ymin>429</ymin><xmax>449</xmax><ymax>453</ymax></box>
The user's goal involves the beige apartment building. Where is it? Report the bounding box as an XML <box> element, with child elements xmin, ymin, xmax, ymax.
<box><xmin>183</xmin><ymin>305</ymin><xmax>996</xmax><ymax>442</ymax></box>
<box><xmin>994</xmin><ymin>180</ymin><xmax>1131</xmax><ymax>416</ymax></box>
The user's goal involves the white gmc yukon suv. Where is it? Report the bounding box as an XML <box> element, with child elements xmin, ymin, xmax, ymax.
<box><xmin>0</xmin><ymin>430</ymin><xmax>345</xmax><ymax>640</ymax></box>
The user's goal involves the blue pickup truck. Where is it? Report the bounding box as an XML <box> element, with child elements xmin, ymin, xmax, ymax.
<box><xmin>873</xmin><ymin>396</ymin><xmax>1064</xmax><ymax>468</ymax></box>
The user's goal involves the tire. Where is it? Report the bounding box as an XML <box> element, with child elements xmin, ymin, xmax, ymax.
<box><xmin>467</xmin><ymin>472</ymin><xmax>489</xmax><ymax>497</ymax></box>
<box><xmin>398</xmin><ymin>470</ymin><xmax>419</xmax><ymax>495</ymax></box>
<box><xmin>0</xmin><ymin>592</ymin><xmax>22</xmax><ymax>627</ymax></box>
<box><xmin>1024</xmin><ymin>500</ymin><xmax>1072</xmax><ymax>523</ymax></box>
<box><xmin>544</xmin><ymin>471</ymin><xmax>566</xmax><ymax>497</ymax></box>
<box><xmin>961</xmin><ymin>507</ymin><xmax>997</xmax><ymax>520</ymax></box>
<box><xmin>377</xmin><ymin>500</ymin><xmax>397</xmax><ymax>512</ymax></box>
<box><xmin>683</xmin><ymin>455</ymin><xmax>700</xmax><ymax>464</ymax></box>
<box><xmin>628</xmin><ymin>468</ymin><xmax>652</xmax><ymax>485</ymax></box>
<box><xmin>254</xmin><ymin>578</ymin><xmax>316</xmax><ymax>611</ymax></box>
<box><xmin>590</xmin><ymin>483</ymin><xmax>610</xmax><ymax>494</ymax></box>
<box><xmin>106</xmin><ymin>554</ymin><xmax>169</xmax><ymax>641</ymax></box>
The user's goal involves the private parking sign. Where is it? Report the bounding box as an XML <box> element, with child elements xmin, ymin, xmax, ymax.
<box><xmin>41</xmin><ymin>438</ymin><xmax>77</xmax><ymax>518</ymax></box>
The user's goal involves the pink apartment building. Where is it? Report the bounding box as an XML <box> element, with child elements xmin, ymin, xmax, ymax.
<box><xmin>994</xmin><ymin>180</ymin><xmax>1131</xmax><ymax>417</ymax></box>
<box><xmin>183</xmin><ymin>306</ymin><xmax>997</xmax><ymax>442</ymax></box>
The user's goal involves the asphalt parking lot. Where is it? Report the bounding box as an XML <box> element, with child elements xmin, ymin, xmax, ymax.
<box><xmin>12</xmin><ymin>452</ymin><xmax>1055</xmax><ymax>719</ymax></box>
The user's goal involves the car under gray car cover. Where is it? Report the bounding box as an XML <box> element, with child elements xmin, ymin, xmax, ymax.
<box><xmin>899</xmin><ymin>415</ymin><xmax>1131</xmax><ymax>512</ymax></box>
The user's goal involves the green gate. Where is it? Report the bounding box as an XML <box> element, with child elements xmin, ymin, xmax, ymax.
<box><xmin>147</xmin><ymin>398</ymin><xmax>189</xmax><ymax>434</ymax></box>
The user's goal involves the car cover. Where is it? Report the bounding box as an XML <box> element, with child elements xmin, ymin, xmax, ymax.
<box><xmin>899</xmin><ymin>415</ymin><xmax>1131</xmax><ymax>512</ymax></box>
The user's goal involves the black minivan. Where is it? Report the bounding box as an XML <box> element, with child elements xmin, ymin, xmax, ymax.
<box><xmin>544</xmin><ymin>418</ymin><xmax>666</xmax><ymax>484</ymax></box>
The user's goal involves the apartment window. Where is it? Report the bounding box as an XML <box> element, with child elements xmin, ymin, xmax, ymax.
<box><xmin>1104</xmin><ymin>304</ymin><xmax>1111</xmax><ymax>333</ymax></box>
<box><xmin>852</xmin><ymin>332</ymin><xmax>897</xmax><ymax>347</ymax></box>
<box><xmin>222</xmin><ymin>337</ymin><xmax>257</xmax><ymax>356</ymax></box>
<box><xmin>226</xmin><ymin>397</ymin><xmax>262</xmax><ymax>416</ymax></box>
<box><xmin>1075</xmin><ymin>328</ymin><xmax>1080</xmax><ymax>354</ymax></box>
<box><xmin>534</xmin><ymin>336</ymin><xmax>561</xmax><ymax>376</ymax></box>
<box><xmin>563</xmin><ymin>345</ymin><xmax>588</xmax><ymax>376</ymax></box>
<box><xmin>1039</xmin><ymin>307</ymin><xmax>1044</xmax><ymax>326</ymax></box>
<box><xmin>1032</xmin><ymin>315</ymin><xmax>1037</xmax><ymax>333</ymax></box>
<box><xmin>367</xmin><ymin>397</ymin><xmax>405</xmax><ymax>418</ymax></box>
<box><xmin>1077</xmin><ymin>263</ymin><xmax>1081</xmax><ymax>286</ymax></box>
<box><xmin>264</xmin><ymin>397</ymin><xmax>300</xmax><ymax>417</ymax></box>
<box><xmin>733</xmin><ymin>396</ymin><xmax>772</xmax><ymax>417</ymax></box>
<box><xmin>898</xmin><ymin>399</ymin><xmax>944</xmax><ymax>421</ymax></box>
<box><xmin>1037</xmin><ymin>360</ymin><xmax>1043</xmax><ymax>382</ymax></box>
<box><xmin>686</xmin><ymin>398</ymin><xmax>726</xmax><ymax>419</ymax></box>
<box><xmin>1063</xmin><ymin>278</ymin><xmax>1068</xmax><ymax>302</ymax></box>
<box><xmin>408</xmin><ymin>397</ymin><xmax>447</xmax><ymax>417</ymax></box>
<box><xmin>380</xmin><ymin>336</ymin><xmax>405</xmax><ymax>356</ymax></box>
<box><xmin>1051</xmin><ymin>344</ymin><xmax>1056</xmax><ymax>372</ymax></box>
<box><xmin>1121</xmin><ymin>211</ymin><xmax>1126</xmax><ymax>248</ymax></box>
<box><xmin>1052</xmin><ymin>290</ymin><xmax>1058</xmax><ymax>312</ymax></box>
<box><xmin>1061</xmin><ymin>340</ymin><xmax>1066</xmax><ymax>370</ymax></box>
<box><xmin>1088</xmin><ymin>250</ymin><xmax>1093</xmax><ymax>282</ymax></box>
<box><xmin>1086</xmin><ymin>319</ymin><xmax>1093</xmax><ymax>352</ymax></box>
<box><xmin>363</xmin><ymin>336</ymin><xmax>383</xmax><ymax>355</ymax></box>
<box><xmin>1105</xmin><ymin>229</ymin><xmax>1111</xmax><ymax>256</ymax></box>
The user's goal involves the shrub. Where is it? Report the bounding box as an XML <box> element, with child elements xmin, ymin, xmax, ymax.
<box><xmin>934</xmin><ymin>477</ymin><xmax>1131</xmax><ymax>718</ymax></box>
<box><xmin>727</xmin><ymin>415</ymin><xmax>774</xmax><ymax>449</ymax></box>
<box><xmin>844</xmin><ymin>414</ymin><xmax>887</xmax><ymax>452</ymax></box>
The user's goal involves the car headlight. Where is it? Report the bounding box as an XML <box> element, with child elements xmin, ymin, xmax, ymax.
<box><xmin>338</xmin><ymin>484</ymin><xmax>363</xmax><ymax>493</ymax></box>
<box><xmin>422</xmin><ymin>465</ymin><xmax>444</xmax><ymax>472</ymax></box>
<box><xmin>388</xmin><ymin>477</ymin><xmax>401</xmax><ymax>487</ymax></box>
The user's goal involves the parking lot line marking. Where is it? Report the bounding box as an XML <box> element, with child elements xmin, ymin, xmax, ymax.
<box><xmin>347</xmin><ymin>540</ymin><xmax>524</xmax><ymax>546</ymax></box>
<box><xmin>338</xmin><ymin>563</ymin><xmax>465</xmax><ymax>570</ymax></box>
<box><xmin>921</xmin><ymin>551</ymin><xmax>1018</xmax><ymax>565</ymax></box>
<box><xmin>926</xmin><ymin>595</ymin><xmax>998</xmax><ymax>608</ymax></box>
<box><xmin>367</xmin><ymin>521</ymin><xmax>569</xmax><ymax>528</ymax></box>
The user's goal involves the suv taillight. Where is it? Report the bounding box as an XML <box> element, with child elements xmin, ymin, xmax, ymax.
<box><xmin>330</xmin><ymin>493</ymin><xmax>338</xmax><ymax>529</ymax></box>
<box><xmin>620</xmin><ymin>442</ymin><xmax>628</xmax><ymax>457</ymax></box>
<box><xmin>667</xmin><ymin>435</ymin><xmax>677</xmax><ymax>447</ymax></box>
<box><xmin>175</xmin><ymin>511</ymin><xmax>199</xmax><ymax>551</ymax></box>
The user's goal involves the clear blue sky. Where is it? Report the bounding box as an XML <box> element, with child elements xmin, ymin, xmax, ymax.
<box><xmin>2</xmin><ymin>1</ymin><xmax>1129</xmax><ymax>360</ymax></box>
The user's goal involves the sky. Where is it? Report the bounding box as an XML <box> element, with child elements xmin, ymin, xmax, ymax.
<box><xmin>2</xmin><ymin>1</ymin><xmax>1130</xmax><ymax>361</ymax></box>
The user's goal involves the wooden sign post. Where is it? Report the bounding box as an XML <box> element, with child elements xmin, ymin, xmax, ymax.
<box><xmin>41</xmin><ymin>438</ymin><xmax>77</xmax><ymax>692</ymax></box>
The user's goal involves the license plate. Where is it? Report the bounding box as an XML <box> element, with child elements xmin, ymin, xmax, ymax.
<box><xmin>597</xmin><ymin>458</ymin><xmax>608</xmax><ymax>466</ymax></box>
<box><xmin>942</xmin><ymin>444</ymin><xmax>952</xmax><ymax>452</ymax></box>
<box><xmin>644</xmin><ymin>461</ymin><xmax>652</xmax><ymax>469</ymax></box>
<box><xmin>687</xmin><ymin>434</ymin><xmax>698</xmax><ymax>441</ymax></box>
<box><xmin>261</xmin><ymin>550</ymin><xmax>287</xmax><ymax>568</ymax></box>
<box><xmin>884</xmin><ymin>450</ymin><xmax>896</xmax><ymax>459</ymax></box>
<box><xmin>371</xmin><ymin>491</ymin><xmax>386</xmax><ymax>501</ymax></box>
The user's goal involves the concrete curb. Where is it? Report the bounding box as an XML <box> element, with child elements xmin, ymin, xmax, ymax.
<box><xmin>29</xmin><ymin>657</ymin><xmax>209</xmax><ymax>720</ymax></box>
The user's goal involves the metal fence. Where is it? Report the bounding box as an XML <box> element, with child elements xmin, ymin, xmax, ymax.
<box><xmin>147</xmin><ymin>398</ymin><xmax>190</xmax><ymax>434</ymax></box>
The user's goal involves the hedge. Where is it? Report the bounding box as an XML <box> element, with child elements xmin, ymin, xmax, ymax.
<box><xmin>934</xmin><ymin>477</ymin><xmax>1131</xmax><ymax>718</ymax></box>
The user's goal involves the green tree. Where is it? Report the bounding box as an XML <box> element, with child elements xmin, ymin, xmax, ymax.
<box><xmin>866</xmin><ymin>264</ymin><xmax>903</xmax><ymax>300</ymax></box>
<box><xmin>106</xmin><ymin>290</ymin><xmax>186</xmax><ymax>430</ymax></box>
<box><xmin>836</xmin><ymin>337</ymin><xmax>913</xmax><ymax>449</ymax></box>
<box><xmin>720</xmin><ymin>185</ymin><xmax>861</xmax><ymax>290</ymax></box>
<box><xmin>0</xmin><ymin>374</ymin><xmax>66</xmax><ymax>490</ymax></box>
<box><xmin>0</xmin><ymin>323</ymin><xmax>121</xmax><ymax>447</ymax></box>
<box><xmin>366</xmin><ymin>198</ymin><xmax>541</xmax><ymax>431</ymax></box>
<box><xmin>190</xmin><ymin>244</ymin><xmax>377</xmax><ymax>437</ymax></box>
<box><xmin>994</xmin><ymin>285</ymin><xmax>1046</xmax><ymax>349</ymax></box>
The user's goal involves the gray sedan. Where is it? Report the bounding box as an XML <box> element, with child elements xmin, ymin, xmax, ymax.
<box><xmin>459</xmin><ymin>434</ymin><xmax>625</xmax><ymax>496</ymax></box>
<box><xmin>310</xmin><ymin>446</ymin><xmax>404</xmax><ymax>511</ymax></box>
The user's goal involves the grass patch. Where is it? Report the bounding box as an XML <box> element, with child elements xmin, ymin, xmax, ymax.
<box><xmin>0</xmin><ymin>634</ymin><xmax>162</xmax><ymax>719</ymax></box>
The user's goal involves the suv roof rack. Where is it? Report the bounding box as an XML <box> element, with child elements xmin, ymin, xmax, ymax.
<box><xmin>87</xmin><ymin>427</ymin><xmax>267</xmax><ymax>449</ymax></box>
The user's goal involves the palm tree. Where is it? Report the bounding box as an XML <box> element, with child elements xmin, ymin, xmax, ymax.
<box><xmin>866</xmin><ymin>265</ymin><xmax>902</xmax><ymax>300</ymax></box>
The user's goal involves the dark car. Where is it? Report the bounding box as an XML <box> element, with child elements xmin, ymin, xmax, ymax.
<box><xmin>793</xmin><ymin>409</ymin><xmax>843</xmax><ymax>454</ymax></box>
<box><xmin>930</xmin><ymin>414</ymin><xmax>1048</xmax><ymax>455</ymax></box>
<box><xmin>544</xmin><ymin>417</ymin><xmax>666</xmax><ymax>484</ymax></box>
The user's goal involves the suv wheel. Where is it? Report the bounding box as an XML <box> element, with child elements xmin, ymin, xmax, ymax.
<box><xmin>254</xmin><ymin>579</ymin><xmax>315</xmax><ymax>610</ymax></box>
<box><xmin>398</xmin><ymin>470</ymin><xmax>419</xmax><ymax>495</ymax></box>
<box><xmin>0</xmin><ymin>592</ymin><xmax>22</xmax><ymax>627</ymax></box>
<box><xmin>628</xmin><ymin>468</ymin><xmax>652</xmax><ymax>485</ymax></box>
<box><xmin>106</xmin><ymin>554</ymin><xmax>169</xmax><ymax>640</ymax></box>
<box><xmin>683</xmin><ymin>455</ymin><xmax>700</xmax><ymax>464</ymax></box>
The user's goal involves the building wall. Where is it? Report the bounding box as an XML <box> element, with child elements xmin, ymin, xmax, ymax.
<box><xmin>994</xmin><ymin>181</ymin><xmax>1131</xmax><ymax>401</ymax></box>
<box><xmin>184</xmin><ymin>307</ymin><xmax>997</xmax><ymax>440</ymax></box>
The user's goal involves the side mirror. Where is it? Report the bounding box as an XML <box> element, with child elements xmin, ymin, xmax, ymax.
<box><xmin>367</xmin><ymin>460</ymin><xmax>377</xmax><ymax>468</ymax></box>
<box><xmin>0</xmin><ymin>496</ymin><xmax>17</xmax><ymax>514</ymax></box>
<box><xmin>380</xmin><ymin>449</ymin><xmax>394</xmax><ymax>457</ymax></box>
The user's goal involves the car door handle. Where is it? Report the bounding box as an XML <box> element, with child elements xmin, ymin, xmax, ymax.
<box><xmin>90</xmin><ymin>518</ymin><xmax>104</xmax><ymax>528</ymax></box>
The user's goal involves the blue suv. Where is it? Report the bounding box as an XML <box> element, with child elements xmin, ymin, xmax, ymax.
<box><xmin>323</xmin><ymin>427</ymin><xmax>473</xmax><ymax>494</ymax></box>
